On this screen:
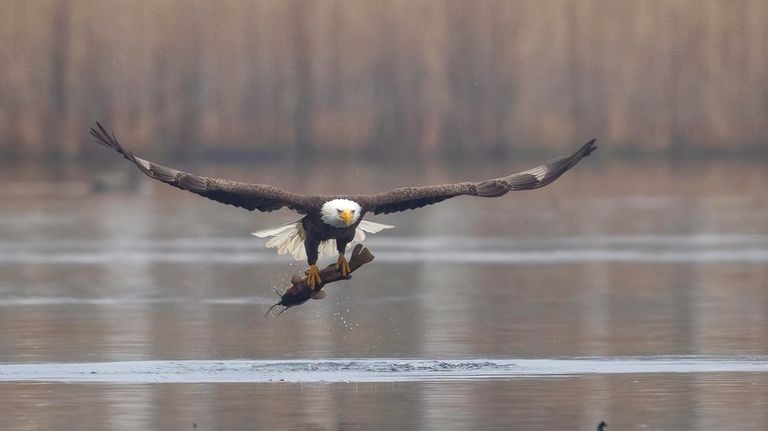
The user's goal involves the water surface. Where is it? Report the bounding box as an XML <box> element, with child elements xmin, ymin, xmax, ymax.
<box><xmin>0</xmin><ymin>159</ymin><xmax>766</xmax><ymax>430</ymax></box>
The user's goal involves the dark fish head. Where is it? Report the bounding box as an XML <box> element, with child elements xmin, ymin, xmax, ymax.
<box><xmin>264</xmin><ymin>284</ymin><xmax>314</xmax><ymax>317</ymax></box>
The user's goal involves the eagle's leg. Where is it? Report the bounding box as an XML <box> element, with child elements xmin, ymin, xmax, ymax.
<box><xmin>336</xmin><ymin>237</ymin><xmax>352</xmax><ymax>278</ymax></box>
<box><xmin>306</xmin><ymin>264</ymin><xmax>321</xmax><ymax>289</ymax></box>
<box><xmin>336</xmin><ymin>254</ymin><xmax>351</xmax><ymax>277</ymax></box>
<box><xmin>304</xmin><ymin>236</ymin><xmax>322</xmax><ymax>290</ymax></box>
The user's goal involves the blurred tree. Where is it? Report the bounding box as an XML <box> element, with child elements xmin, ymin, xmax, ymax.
<box><xmin>1</xmin><ymin>0</ymin><xmax>767</xmax><ymax>159</ymax></box>
<box><xmin>292</xmin><ymin>0</ymin><xmax>315</xmax><ymax>156</ymax></box>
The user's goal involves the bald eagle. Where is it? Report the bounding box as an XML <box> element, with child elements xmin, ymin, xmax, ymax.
<box><xmin>91</xmin><ymin>123</ymin><xmax>596</xmax><ymax>289</ymax></box>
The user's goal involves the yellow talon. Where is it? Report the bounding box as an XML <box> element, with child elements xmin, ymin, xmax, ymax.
<box><xmin>337</xmin><ymin>254</ymin><xmax>351</xmax><ymax>277</ymax></box>
<box><xmin>306</xmin><ymin>264</ymin><xmax>322</xmax><ymax>289</ymax></box>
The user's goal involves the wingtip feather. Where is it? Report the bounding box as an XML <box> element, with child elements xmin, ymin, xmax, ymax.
<box><xmin>581</xmin><ymin>139</ymin><xmax>598</xmax><ymax>157</ymax></box>
<box><xmin>90</xmin><ymin>122</ymin><xmax>133</xmax><ymax>161</ymax></box>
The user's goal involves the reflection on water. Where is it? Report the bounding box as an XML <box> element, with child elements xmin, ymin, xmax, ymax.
<box><xmin>0</xmin><ymin>158</ymin><xmax>767</xmax><ymax>430</ymax></box>
<box><xmin>0</xmin><ymin>375</ymin><xmax>767</xmax><ymax>430</ymax></box>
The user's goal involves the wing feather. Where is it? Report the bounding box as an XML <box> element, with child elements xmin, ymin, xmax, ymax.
<box><xmin>354</xmin><ymin>140</ymin><xmax>597</xmax><ymax>214</ymax></box>
<box><xmin>90</xmin><ymin>123</ymin><xmax>317</xmax><ymax>213</ymax></box>
<box><xmin>92</xmin><ymin>123</ymin><xmax>595</xmax><ymax>217</ymax></box>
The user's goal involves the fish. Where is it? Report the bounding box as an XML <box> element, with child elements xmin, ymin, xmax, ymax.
<box><xmin>265</xmin><ymin>244</ymin><xmax>375</xmax><ymax>316</ymax></box>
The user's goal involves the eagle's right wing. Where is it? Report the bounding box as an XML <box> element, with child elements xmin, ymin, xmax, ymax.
<box><xmin>354</xmin><ymin>139</ymin><xmax>597</xmax><ymax>215</ymax></box>
<box><xmin>90</xmin><ymin>123</ymin><xmax>318</xmax><ymax>213</ymax></box>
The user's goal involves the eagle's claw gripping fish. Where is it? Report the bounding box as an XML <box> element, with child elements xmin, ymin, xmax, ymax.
<box><xmin>265</xmin><ymin>244</ymin><xmax>375</xmax><ymax>316</ymax></box>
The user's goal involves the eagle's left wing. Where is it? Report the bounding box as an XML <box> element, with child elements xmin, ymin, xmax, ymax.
<box><xmin>353</xmin><ymin>139</ymin><xmax>597</xmax><ymax>215</ymax></box>
<box><xmin>90</xmin><ymin>123</ymin><xmax>319</xmax><ymax>213</ymax></box>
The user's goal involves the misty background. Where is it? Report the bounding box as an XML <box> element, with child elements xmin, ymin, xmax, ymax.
<box><xmin>1</xmin><ymin>0</ymin><xmax>767</xmax><ymax>161</ymax></box>
<box><xmin>1</xmin><ymin>3</ymin><xmax>768</xmax><ymax>429</ymax></box>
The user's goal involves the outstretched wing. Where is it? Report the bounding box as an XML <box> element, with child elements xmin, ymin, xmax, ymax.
<box><xmin>354</xmin><ymin>140</ymin><xmax>597</xmax><ymax>215</ymax></box>
<box><xmin>90</xmin><ymin>123</ymin><xmax>318</xmax><ymax>213</ymax></box>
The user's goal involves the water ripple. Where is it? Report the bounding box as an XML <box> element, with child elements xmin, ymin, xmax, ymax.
<box><xmin>1</xmin><ymin>357</ymin><xmax>766</xmax><ymax>383</ymax></box>
<box><xmin>1</xmin><ymin>235</ymin><xmax>766</xmax><ymax>264</ymax></box>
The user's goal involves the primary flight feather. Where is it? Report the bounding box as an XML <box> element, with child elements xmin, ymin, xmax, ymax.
<box><xmin>90</xmin><ymin>123</ymin><xmax>596</xmax><ymax>289</ymax></box>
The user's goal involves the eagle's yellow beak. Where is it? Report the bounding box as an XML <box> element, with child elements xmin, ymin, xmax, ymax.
<box><xmin>340</xmin><ymin>209</ymin><xmax>353</xmax><ymax>225</ymax></box>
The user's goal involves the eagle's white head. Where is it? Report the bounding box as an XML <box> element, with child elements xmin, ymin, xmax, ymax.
<box><xmin>320</xmin><ymin>199</ymin><xmax>362</xmax><ymax>228</ymax></box>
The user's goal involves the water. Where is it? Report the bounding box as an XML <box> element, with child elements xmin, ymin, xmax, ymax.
<box><xmin>0</xmin><ymin>158</ymin><xmax>767</xmax><ymax>430</ymax></box>
<box><xmin>2</xmin><ymin>358</ymin><xmax>768</xmax><ymax>383</ymax></box>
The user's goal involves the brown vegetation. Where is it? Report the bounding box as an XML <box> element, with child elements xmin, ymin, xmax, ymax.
<box><xmin>1</xmin><ymin>1</ymin><xmax>767</xmax><ymax>159</ymax></box>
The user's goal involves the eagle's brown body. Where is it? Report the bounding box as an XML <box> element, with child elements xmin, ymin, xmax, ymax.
<box><xmin>301</xmin><ymin>212</ymin><xmax>361</xmax><ymax>267</ymax></box>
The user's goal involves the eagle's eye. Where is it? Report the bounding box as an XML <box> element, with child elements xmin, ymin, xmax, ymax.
<box><xmin>337</xmin><ymin>209</ymin><xmax>342</xmax><ymax>213</ymax></box>
<box><xmin>350</xmin><ymin>210</ymin><xmax>355</xmax><ymax>214</ymax></box>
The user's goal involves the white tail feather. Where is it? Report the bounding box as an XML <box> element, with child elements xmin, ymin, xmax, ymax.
<box><xmin>252</xmin><ymin>219</ymin><xmax>395</xmax><ymax>261</ymax></box>
<box><xmin>358</xmin><ymin>220</ymin><xmax>394</xmax><ymax>233</ymax></box>
<box><xmin>252</xmin><ymin>221</ymin><xmax>298</xmax><ymax>238</ymax></box>
<box><xmin>319</xmin><ymin>240</ymin><xmax>336</xmax><ymax>257</ymax></box>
